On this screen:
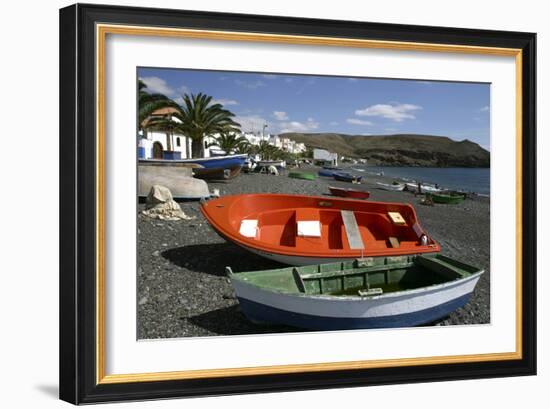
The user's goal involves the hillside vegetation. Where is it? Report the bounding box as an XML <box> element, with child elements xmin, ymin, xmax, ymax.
<box><xmin>281</xmin><ymin>132</ymin><xmax>490</xmax><ymax>167</ymax></box>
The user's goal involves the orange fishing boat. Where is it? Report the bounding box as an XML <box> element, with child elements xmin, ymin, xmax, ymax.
<box><xmin>201</xmin><ymin>194</ymin><xmax>440</xmax><ymax>265</ymax></box>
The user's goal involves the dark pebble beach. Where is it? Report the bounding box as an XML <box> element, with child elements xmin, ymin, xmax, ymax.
<box><xmin>137</xmin><ymin>166</ymin><xmax>490</xmax><ymax>339</ymax></box>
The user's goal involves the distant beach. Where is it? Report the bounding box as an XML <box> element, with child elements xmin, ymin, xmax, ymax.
<box><xmin>137</xmin><ymin>165</ymin><xmax>490</xmax><ymax>339</ymax></box>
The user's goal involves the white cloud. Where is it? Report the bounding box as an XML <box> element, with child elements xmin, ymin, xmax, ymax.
<box><xmin>234</xmin><ymin>115</ymin><xmax>269</xmax><ymax>133</ymax></box>
<box><xmin>329</xmin><ymin>121</ymin><xmax>339</xmax><ymax>126</ymax></box>
<box><xmin>273</xmin><ymin>111</ymin><xmax>289</xmax><ymax>121</ymax></box>
<box><xmin>140</xmin><ymin>77</ymin><xmax>191</xmax><ymax>101</ymax></box>
<box><xmin>355</xmin><ymin>103</ymin><xmax>422</xmax><ymax>122</ymax></box>
<box><xmin>279</xmin><ymin>118</ymin><xmax>319</xmax><ymax>133</ymax></box>
<box><xmin>177</xmin><ymin>85</ymin><xmax>190</xmax><ymax>95</ymax></box>
<box><xmin>346</xmin><ymin>118</ymin><xmax>373</xmax><ymax>126</ymax></box>
<box><xmin>479</xmin><ymin>106</ymin><xmax>489</xmax><ymax>112</ymax></box>
<box><xmin>235</xmin><ymin>79</ymin><xmax>266</xmax><ymax>89</ymax></box>
<box><xmin>140</xmin><ymin>76</ymin><xmax>174</xmax><ymax>96</ymax></box>
<box><xmin>211</xmin><ymin>98</ymin><xmax>239</xmax><ymax>106</ymax></box>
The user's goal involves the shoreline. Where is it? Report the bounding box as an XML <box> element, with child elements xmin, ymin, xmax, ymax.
<box><xmin>137</xmin><ymin>165</ymin><xmax>490</xmax><ymax>339</ymax></box>
<box><xmin>338</xmin><ymin>163</ymin><xmax>490</xmax><ymax>196</ymax></box>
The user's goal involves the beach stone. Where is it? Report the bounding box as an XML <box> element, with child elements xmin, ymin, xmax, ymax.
<box><xmin>143</xmin><ymin>185</ymin><xmax>194</xmax><ymax>221</ymax></box>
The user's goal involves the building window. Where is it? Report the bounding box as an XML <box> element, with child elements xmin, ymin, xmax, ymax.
<box><xmin>176</xmin><ymin>137</ymin><xmax>181</xmax><ymax>147</ymax></box>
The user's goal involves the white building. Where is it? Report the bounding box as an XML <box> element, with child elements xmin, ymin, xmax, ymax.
<box><xmin>313</xmin><ymin>148</ymin><xmax>338</xmax><ymax>166</ymax></box>
<box><xmin>139</xmin><ymin>107</ymin><xmax>192</xmax><ymax>159</ymax></box>
<box><xmin>139</xmin><ymin>108</ymin><xmax>309</xmax><ymax>159</ymax></box>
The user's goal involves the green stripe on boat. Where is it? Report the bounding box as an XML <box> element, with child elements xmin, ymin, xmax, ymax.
<box><xmin>288</xmin><ymin>171</ymin><xmax>316</xmax><ymax>180</ymax></box>
<box><xmin>427</xmin><ymin>192</ymin><xmax>465</xmax><ymax>204</ymax></box>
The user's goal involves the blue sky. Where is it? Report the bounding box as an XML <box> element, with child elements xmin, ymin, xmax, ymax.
<box><xmin>138</xmin><ymin>67</ymin><xmax>490</xmax><ymax>150</ymax></box>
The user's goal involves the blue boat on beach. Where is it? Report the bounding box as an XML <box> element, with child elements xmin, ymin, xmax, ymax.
<box><xmin>318</xmin><ymin>167</ymin><xmax>343</xmax><ymax>177</ymax></box>
<box><xmin>139</xmin><ymin>154</ymin><xmax>247</xmax><ymax>169</ymax></box>
<box><xmin>333</xmin><ymin>171</ymin><xmax>362</xmax><ymax>183</ymax></box>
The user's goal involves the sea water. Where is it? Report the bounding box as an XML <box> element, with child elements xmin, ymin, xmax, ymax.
<box><xmin>353</xmin><ymin>166</ymin><xmax>490</xmax><ymax>195</ymax></box>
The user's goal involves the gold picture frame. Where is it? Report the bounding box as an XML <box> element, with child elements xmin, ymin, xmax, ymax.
<box><xmin>60</xmin><ymin>3</ymin><xmax>536</xmax><ymax>404</ymax></box>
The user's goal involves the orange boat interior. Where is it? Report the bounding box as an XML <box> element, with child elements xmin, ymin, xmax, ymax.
<box><xmin>246</xmin><ymin>207</ymin><xmax>424</xmax><ymax>251</ymax></box>
<box><xmin>203</xmin><ymin>194</ymin><xmax>439</xmax><ymax>255</ymax></box>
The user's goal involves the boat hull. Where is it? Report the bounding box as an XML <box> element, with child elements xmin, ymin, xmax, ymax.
<box><xmin>429</xmin><ymin>193</ymin><xmax>465</xmax><ymax>204</ymax></box>
<box><xmin>193</xmin><ymin>165</ymin><xmax>242</xmax><ymax>181</ymax></box>
<box><xmin>333</xmin><ymin>172</ymin><xmax>362</xmax><ymax>183</ymax></box>
<box><xmin>201</xmin><ymin>194</ymin><xmax>441</xmax><ymax>263</ymax></box>
<box><xmin>231</xmin><ymin>272</ymin><xmax>481</xmax><ymax>330</ymax></box>
<box><xmin>288</xmin><ymin>172</ymin><xmax>316</xmax><ymax>180</ymax></box>
<box><xmin>235</xmin><ymin>243</ymin><xmax>370</xmax><ymax>265</ymax></box>
<box><xmin>329</xmin><ymin>186</ymin><xmax>370</xmax><ymax>199</ymax></box>
<box><xmin>405</xmin><ymin>182</ymin><xmax>443</xmax><ymax>194</ymax></box>
<box><xmin>140</xmin><ymin>154</ymin><xmax>247</xmax><ymax>169</ymax></box>
<box><xmin>376</xmin><ymin>182</ymin><xmax>405</xmax><ymax>191</ymax></box>
<box><xmin>138</xmin><ymin>165</ymin><xmax>210</xmax><ymax>199</ymax></box>
<box><xmin>318</xmin><ymin>168</ymin><xmax>341</xmax><ymax>177</ymax></box>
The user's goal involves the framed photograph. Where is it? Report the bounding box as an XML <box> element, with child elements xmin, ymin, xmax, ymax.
<box><xmin>59</xmin><ymin>3</ymin><xmax>536</xmax><ymax>404</ymax></box>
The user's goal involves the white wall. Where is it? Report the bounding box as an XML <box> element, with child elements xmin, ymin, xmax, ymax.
<box><xmin>142</xmin><ymin>131</ymin><xmax>190</xmax><ymax>158</ymax></box>
<box><xmin>0</xmin><ymin>1</ymin><xmax>546</xmax><ymax>408</ymax></box>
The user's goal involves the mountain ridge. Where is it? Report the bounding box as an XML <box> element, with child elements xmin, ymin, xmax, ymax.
<box><xmin>280</xmin><ymin>132</ymin><xmax>490</xmax><ymax>167</ymax></box>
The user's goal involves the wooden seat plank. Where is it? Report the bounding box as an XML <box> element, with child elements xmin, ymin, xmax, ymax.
<box><xmin>341</xmin><ymin>210</ymin><xmax>365</xmax><ymax>250</ymax></box>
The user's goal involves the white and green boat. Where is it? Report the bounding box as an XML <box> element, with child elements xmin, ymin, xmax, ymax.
<box><xmin>227</xmin><ymin>254</ymin><xmax>483</xmax><ymax>330</ymax></box>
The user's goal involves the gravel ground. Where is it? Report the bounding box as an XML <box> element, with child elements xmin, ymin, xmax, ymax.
<box><xmin>137</xmin><ymin>166</ymin><xmax>490</xmax><ymax>339</ymax></box>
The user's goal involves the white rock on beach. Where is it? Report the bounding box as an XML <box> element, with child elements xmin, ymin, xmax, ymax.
<box><xmin>142</xmin><ymin>185</ymin><xmax>194</xmax><ymax>221</ymax></box>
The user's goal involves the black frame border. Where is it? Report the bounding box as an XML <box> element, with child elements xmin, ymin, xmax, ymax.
<box><xmin>59</xmin><ymin>3</ymin><xmax>536</xmax><ymax>404</ymax></box>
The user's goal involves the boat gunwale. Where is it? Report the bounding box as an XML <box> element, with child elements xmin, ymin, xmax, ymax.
<box><xmin>229</xmin><ymin>264</ymin><xmax>484</xmax><ymax>302</ymax></box>
<box><xmin>139</xmin><ymin>153</ymin><xmax>248</xmax><ymax>163</ymax></box>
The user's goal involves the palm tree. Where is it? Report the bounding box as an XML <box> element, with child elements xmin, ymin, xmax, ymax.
<box><xmin>174</xmin><ymin>93</ymin><xmax>240</xmax><ymax>158</ymax></box>
<box><xmin>257</xmin><ymin>140</ymin><xmax>283</xmax><ymax>160</ymax></box>
<box><xmin>208</xmin><ymin>133</ymin><xmax>250</xmax><ymax>155</ymax></box>
<box><xmin>234</xmin><ymin>142</ymin><xmax>257</xmax><ymax>156</ymax></box>
<box><xmin>138</xmin><ymin>79</ymin><xmax>178</xmax><ymax>129</ymax></box>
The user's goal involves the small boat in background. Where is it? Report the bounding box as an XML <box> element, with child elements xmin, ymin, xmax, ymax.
<box><xmin>138</xmin><ymin>165</ymin><xmax>210</xmax><ymax>199</ymax></box>
<box><xmin>288</xmin><ymin>171</ymin><xmax>316</xmax><ymax>181</ymax></box>
<box><xmin>428</xmin><ymin>192</ymin><xmax>466</xmax><ymax>204</ymax></box>
<box><xmin>333</xmin><ymin>172</ymin><xmax>362</xmax><ymax>183</ymax></box>
<box><xmin>329</xmin><ymin>186</ymin><xmax>370</xmax><ymax>200</ymax></box>
<box><xmin>318</xmin><ymin>166</ymin><xmax>343</xmax><ymax>177</ymax></box>
<box><xmin>201</xmin><ymin>193</ymin><xmax>440</xmax><ymax>265</ymax></box>
<box><xmin>257</xmin><ymin>159</ymin><xmax>286</xmax><ymax>170</ymax></box>
<box><xmin>405</xmin><ymin>182</ymin><xmax>443</xmax><ymax>194</ymax></box>
<box><xmin>227</xmin><ymin>254</ymin><xmax>483</xmax><ymax>330</ymax></box>
<box><xmin>376</xmin><ymin>182</ymin><xmax>405</xmax><ymax>191</ymax></box>
<box><xmin>193</xmin><ymin>165</ymin><xmax>242</xmax><ymax>181</ymax></box>
<box><xmin>140</xmin><ymin>153</ymin><xmax>247</xmax><ymax>169</ymax></box>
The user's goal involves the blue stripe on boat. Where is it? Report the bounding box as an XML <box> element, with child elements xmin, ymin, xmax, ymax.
<box><xmin>237</xmin><ymin>293</ymin><xmax>472</xmax><ymax>330</ymax></box>
<box><xmin>192</xmin><ymin>156</ymin><xmax>246</xmax><ymax>169</ymax></box>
